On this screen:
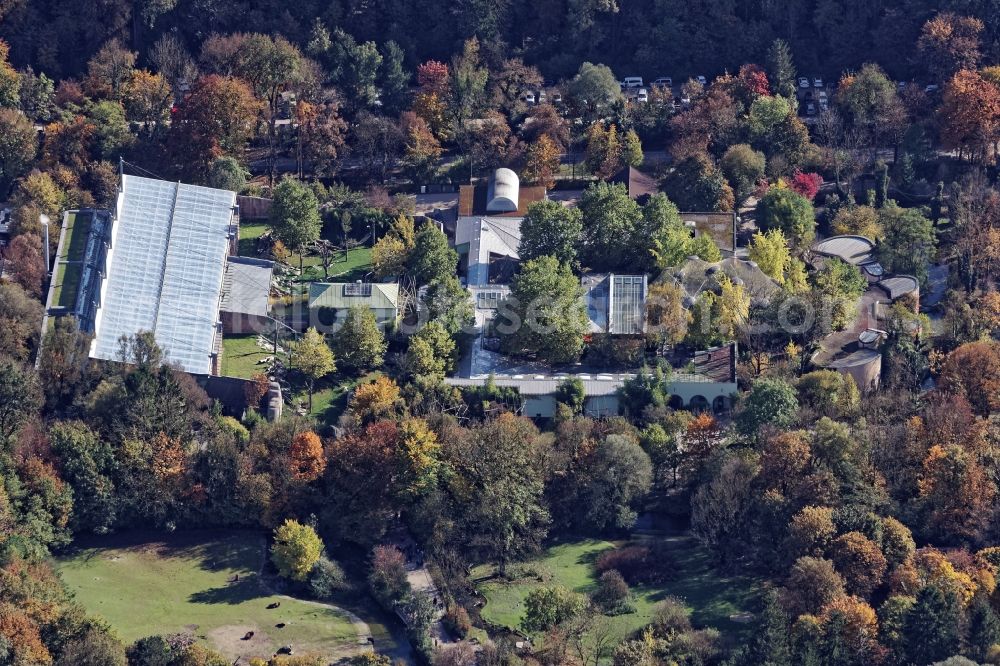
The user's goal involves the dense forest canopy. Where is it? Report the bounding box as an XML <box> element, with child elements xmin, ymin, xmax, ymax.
<box><xmin>3</xmin><ymin>0</ymin><xmax>1000</xmax><ymax>82</ymax></box>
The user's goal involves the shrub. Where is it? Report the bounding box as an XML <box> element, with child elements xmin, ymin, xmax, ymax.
<box><xmin>217</xmin><ymin>415</ymin><xmax>249</xmax><ymax>445</ymax></box>
<box><xmin>652</xmin><ymin>596</ymin><xmax>693</xmax><ymax>637</ymax></box>
<box><xmin>369</xmin><ymin>545</ymin><xmax>410</xmax><ymax>607</ymax></box>
<box><xmin>595</xmin><ymin>545</ymin><xmax>671</xmax><ymax>585</ymax></box>
<box><xmin>593</xmin><ymin>570</ymin><xmax>633</xmax><ymax>614</ymax></box>
<box><xmin>308</xmin><ymin>557</ymin><xmax>348</xmax><ymax>599</ymax></box>
<box><xmin>521</xmin><ymin>585</ymin><xmax>587</xmax><ymax>633</ymax></box>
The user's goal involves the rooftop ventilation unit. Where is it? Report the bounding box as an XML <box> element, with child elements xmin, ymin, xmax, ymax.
<box><xmin>486</xmin><ymin>168</ymin><xmax>519</xmax><ymax>213</ymax></box>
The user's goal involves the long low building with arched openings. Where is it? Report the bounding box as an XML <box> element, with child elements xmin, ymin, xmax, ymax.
<box><xmin>445</xmin><ymin>371</ymin><xmax>737</xmax><ymax>419</ymax></box>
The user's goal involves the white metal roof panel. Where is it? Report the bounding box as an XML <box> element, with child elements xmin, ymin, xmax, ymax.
<box><xmin>92</xmin><ymin>175</ymin><xmax>236</xmax><ymax>374</ymax></box>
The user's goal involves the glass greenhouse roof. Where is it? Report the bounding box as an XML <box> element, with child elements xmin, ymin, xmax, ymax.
<box><xmin>91</xmin><ymin>175</ymin><xmax>236</xmax><ymax>374</ymax></box>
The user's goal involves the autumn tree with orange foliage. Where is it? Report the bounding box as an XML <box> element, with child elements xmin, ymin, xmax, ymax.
<box><xmin>786</xmin><ymin>505</ymin><xmax>836</xmax><ymax>560</ymax></box>
<box><xmin>244</xmin><ymin>372</ymin><xmax>270</xmax><ymax>410</ymax></box>
<box><xmin>685</xmin><ymin>412</ymin><xmax>720</xmax><ymax>468</ymax></box>
<box><xmin>817</xmin><ymin>595</ymin><xmax>882</xmax><ymax>662</ymax></box>
<box><xmin>938</xmin><ymin>340</ymin><xmax>1000</xmax><ymax>415</ymax></box>
<box><xmin>122</xmin><ymin>69</ymin><xmax>172</xmax><ymax>124</ymax></box>
<box><xmin>938</xmin><ymin>70</ymin><xmax>1000</xmax><ymax>164</ymax></box>
<box><xmin>0</xmin><ymin>603</ymin><xmax>51</xmax><ymax>664</ymax></box>
<box><xmin>831</xmin><ymin>532</ymin><xmax>888</xmax><ymax>597</ymax></box>
<box><xmin>290</xmin><ymin>430</ymin><xmax>326</xmax><ymax>482</ymax></box>
<box><xmin>323</xmin><ymin>420</ymin><xmax>401</xmax><ymax>546</ymax></box>
<box><xmin>3</xmin><ymin>234</ymin><xmax>46</xmax><ymax>297</ymax></box>
<box><xmin>167</xmin><ymin>75</ymin><xmax>261</xmax><ymax>180</ymax></box>
<box><xmin>918</xmin><ymin>12</ymin><xmax>984</xmax><ymax>80</ymax></box>
<box><xmin>413</xmin><ymin>60</ymin><xmax>450</xmax><ymax>140</ymax></box>
<box><xmin>295</xmin><ymin>99</ymin><xmax>347</xmax><ymax>178</ymax></box>
<box><xmin>523</xmin><ymin>134</ymin><xmax>561</xmax><ymax>189</ymax></box>
<box><xmin>919</xmin><ymin>444</ymin><xmax>996</xmax><ymax>544</ymax></box>
<box><xmin>400</xmin><ymin>110</ymin><xmax>442</xmax><ymax>183</ymax></box>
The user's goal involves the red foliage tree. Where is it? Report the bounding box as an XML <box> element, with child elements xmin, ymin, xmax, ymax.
<box><xmin>416</xmin><ymin>60</ymin><xmax>450</xmax><ymax>97</ymax></box>
<box><xmin>788</xmin><ymin>171</ymin><xmax>823</xmax><ymax>200</ymax></box>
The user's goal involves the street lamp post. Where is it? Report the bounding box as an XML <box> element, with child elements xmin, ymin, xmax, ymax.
<box><xmin>40</xmin><ymin>214</ymin><xmax>50</xmax><ymax>275</ymax></box>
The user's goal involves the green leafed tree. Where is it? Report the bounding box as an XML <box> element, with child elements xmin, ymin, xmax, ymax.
<box><xmin>578</xmin><ymin>181</ymin><xmax>642</xmax><ymax>271</ymax></box>
<box><xmin>720</xmin><ymin>143</ymin><xmax>765</xmax><ymax>204</ymax></box>
<box><xmin>757</xmin><ymin>186</ymin><xmax>816</xmax><ymax>249</ymax></box>
<box><xmin>290</xmin><ymin>327</ymin><xmax>336</xmax><ymax>411</ymax></box>
<box><xmin>623</xmin><ymin>128</ymin><xmax>643</xmax><ymax>167</ymax></box>
<box><xmin>766</xmin><ymin>38</ymin><xmax>797</xmax><ymax>98</ymax></box>
<box><xmin>408</xmin><ymin>221</ymin><xmax>458</xmax><ymax>286</ymax></box>
<box><xmin>270</xmin><ymin>177</ymin><xmax>322</xmax><ymax>271</ymax></box>
<box><xmin>661</xmin><ymin>153</ymin><xmax>734</xmax><ymax>212</ymax></box>
<box><xmin>500</xmin><ymin>255</ymin><xmax>588</xmax><ymax>364</ymax></box>
<box><xmin>206</xmin><ymin>156</ymin><xmax>248</xmax><ymax>193</ymax></box>
<box><xmin>736</xmin><ymin>377</ymin><xmax>798</xmax><ymax>438</ymax></box>
<box><xmin>377</xmin><ymin>41</ymin><xmax>410</xmax><ymax>115</ymax></box>
<box><xmin>422</xmin><ymin>275</ymin><xmax>474</xmax><ymax>336</ymax></box>
<box><xmin>0</xmin><ymin>359</ymin><xmax>41</xmax><ymax>446</ymax></box>
<box><xmin>405</xmin><ymin>321</ymin><xmax>456</xmax><ymax>378</ymax></box>
<box><xmin>877</xmin><ymin>204</ymin><xmax>935</xmax><ymax>284</ymax></box>
<box><xmin>520</xmin><ymin>200</ymin><xmax>583</xmax><ymax>266</ymax></box>
<box><xmin>521</xmin><ymin>585</ymin><xmax>587</xmax><ymax>633</ymax></box>
<box><xmin>568</xmin><ymin>61</ymin><xmax>622</xmax><ymax>120</ymax></box>
<box><xmin>554</xmin><ymin>377</ymin><xmax>586</xmax><ymax>414</ymax></box>
<box><xmin>331</xmin><ymin>306</ymin><xmax>387</xmax><ymax>372</ymax></box>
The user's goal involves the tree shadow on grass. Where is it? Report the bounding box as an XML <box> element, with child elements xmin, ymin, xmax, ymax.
<box><xmin>188</xmin><ymin>575</ymin><xmax>266</xmax><ymax>605</ymax></box>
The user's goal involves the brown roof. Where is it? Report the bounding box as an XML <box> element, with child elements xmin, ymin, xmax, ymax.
<box><xmin>679</xmin><ymin>211</ymin><xmax>738</xmax><ymax>253</ymax></box>
<box><xmin>611</xmin><ymin>166</ymin><xmax>659</xmax><ymax>201</ymax></box>
<box><xmin>457</xmin><ymin>183</ymin><xmax>547</xmax><ymax>217</ymax></box>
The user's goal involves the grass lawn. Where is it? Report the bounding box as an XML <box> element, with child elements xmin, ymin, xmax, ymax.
<box><xmin>56</xmin><ymin>530</ymin><xmax>373</xmax><ymax>662</ymax></box>
<box><xmin>239</xmin><ymin>221</ymin><xmax>373</xmax><ymax>284</ymax></box>
<box><xmin>51</xmin><ymin>261</ymin><xmax>81</xmax><ymax>309</ymax></box>
<box><xmin>50</xmin><ymin>211</ymin><xmax>93</xmax><ymax>309</ymax></box>
<box><xmin>472</xmin><ymin>536</ymin><xmax>761</xmax><ymax>652</ymax></box>
<box><xmin>238</xmin><ymin>220</ymin><xmax>268</xmax><ymax>257</ymax></box>
<box><xmin>297</xmin><ymin>247</ymin><xmax>373</xmax><ymax>284</ymax></box>
<box><xmin>221</xmin><ymin>334</ymin><xmax>273</xmax><ymax>379</ymax></box>
<box><xmin>62</xmin><ymin>210</ymin><xmax>93</xmax><ymax>261</ymax></box>
<box><xmin>290</xmin><ymin>371</ymin><xmax>380</xmax><ymax>427</ymax></box>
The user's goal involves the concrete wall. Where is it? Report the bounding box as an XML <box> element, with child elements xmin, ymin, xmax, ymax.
<box><xmin>523</xmin><ymin>395</ymin><xmax>558</xmax><ymax>419</ymax></box>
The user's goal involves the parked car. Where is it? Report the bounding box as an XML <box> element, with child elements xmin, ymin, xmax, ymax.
<box><xmin>678</xmin><ymin>94</ymin><xmax>691</xmax><ymax>108</ymax></box>
<box><xmin>523</xmin><ymin>91</ymin><xmax>536</xmax><ymax>104</ymax></box>
<box><xmin>805</xmin><ymin>102</ymin><xmax>816</xmax><ymax>116</ymax></box>
<box><xmin>636</xmin><ymin>88</ymin><xmax>649</xmax><ymax>103</ymax></box>
<box><xmin>552</xmin><ymin>92</ymin><xmax>563</xmax><ymax>104</ymax></box>
<box><xmin>813</xmin><ymin>77</ymin><xmax>823</xmax><ymax>88</ymax></box>
<box><xmin>925</xmin><ymin>84</ymin><xmax>940</xmax><ymax>94</ymax></box>
<box><xmin>695</xmin><ymin>75</ymin><xmax>707</xmax><ymax>85</ymax></box>
<box><xmin>653</xmin><ymin>77</ymin><xmax>673</xmax><ymax>89</ymax></box>
<box><xmin>897</xmin><ymin>81</ymin><xmax>908</xmax><ymax>90</ymax></box>
<box><xmin>799</xmin><ymin>77</ymin><xmax>810</xmax><ymax>89</ymax></box>
<box><xmin>818</xmin><ymin>95</ymin><xmax>828</xmax><ymax>111</ymax></box>
<box><xmin>621</xmin><ymin>76</ymin><xmax>643</xmax><ymax>89</ymax></box>
<box><xmin>537</xmin><ymin>90</ymin><xmax>546</xmax><ymax>103</ymax></box>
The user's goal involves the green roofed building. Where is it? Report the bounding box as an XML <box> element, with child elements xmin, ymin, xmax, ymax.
<box><xmin>308</xmin><ymin>282</ymin><xmax>400</xmax><ymax>329</ymax></box>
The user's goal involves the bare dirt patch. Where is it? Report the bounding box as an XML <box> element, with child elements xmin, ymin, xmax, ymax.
<box><xmin>207</xmin><ymin>624</ymin><xmax>272</xmax><ymax>660</ymax></box>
